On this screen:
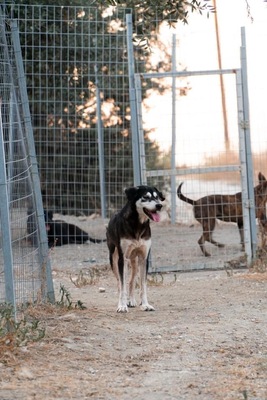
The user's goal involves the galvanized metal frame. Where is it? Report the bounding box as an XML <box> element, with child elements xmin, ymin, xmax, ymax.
<box><xmin>239</xmin><ymin>26</ymin><xmax>257</xmax><ymax>259</ymax></box>
<box><xmin>127</xmin><ymin>14</ymin><xmax>257</xmax><ymax>265</ymax></box>
<box><xmin>11</xmin><ymin>20</ymin><xmax>55</xmax><ymax>303</ymax></box>
<box><xmin>0</xmin><ymin>6</ymin><xmax>55</xmax><ymax>314</ymax></box>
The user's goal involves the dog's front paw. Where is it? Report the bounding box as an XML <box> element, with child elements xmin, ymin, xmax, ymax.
<box><xmin>127</xmin><ymin>298</ymin><xmax>137</xmax><ymax>308</ymax></box>
<box><xmin>140</xmin><ymin>303</ymin><xmax>155</xmax><ymax>311</ymax></box>
<box><xmin>117</xmin><ymin>304</ymin><xmax>128</xmax><ymax>313</ymax></box>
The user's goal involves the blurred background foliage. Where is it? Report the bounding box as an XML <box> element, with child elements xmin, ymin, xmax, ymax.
<box><xmin>8</xmin><ymin>1</ymin><xmax>204</xmax><ymax>214</ymax></box>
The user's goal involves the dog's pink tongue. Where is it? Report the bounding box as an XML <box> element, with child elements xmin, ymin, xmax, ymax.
<box><xmin>152</xmin><ymin>212</ymin><xmax>160</xmax><ymax>222</ymax></box>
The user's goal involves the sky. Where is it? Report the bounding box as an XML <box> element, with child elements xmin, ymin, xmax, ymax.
<box><xmin>143</xmin><ymin>0</ymin><xmax>267</xmax><ymax>167</ymax></box>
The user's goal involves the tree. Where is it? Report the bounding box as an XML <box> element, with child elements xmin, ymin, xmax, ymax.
<box><xmin>105</xmin><ymin>0</ymin><xmax>215</xmax><ymax>28</ymax></box>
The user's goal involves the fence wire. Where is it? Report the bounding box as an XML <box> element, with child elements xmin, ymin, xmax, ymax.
<box><xmin>0</xmin><ymin>5</ymin><xmax>54</xmax><ymax>313</ymax></box>
<box><xmin>1</xmin><ymin>4</ymin><xmax>267</xmax><ymax>279</ymax></box>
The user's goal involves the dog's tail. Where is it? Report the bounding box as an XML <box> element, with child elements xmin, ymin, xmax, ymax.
<box><xmin>177</xmin><ymin>182</ymin><xmax>196</xmax><ymax>206</ymax></box>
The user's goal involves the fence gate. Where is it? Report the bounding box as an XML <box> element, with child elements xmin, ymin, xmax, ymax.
<box><xmin>127</xmin><ymin>18</ymin><xmax>257</xmax><ymax>272</ymax></box>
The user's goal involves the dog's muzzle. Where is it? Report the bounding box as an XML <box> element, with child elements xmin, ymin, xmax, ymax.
<box><xmin>144</xmin><ymin>203</ymin><xmax>162</xmax><ymax>222</ymax></box>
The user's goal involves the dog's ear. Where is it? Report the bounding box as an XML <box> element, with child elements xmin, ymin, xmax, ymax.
<box><xmin>124</xmin><ymin>187</ymin><xmax>139</xmax><ymax>200</ymax></box>
<box><xmin>259</xmin><ymin>172</ymin><xmax>266</xmax><ymax>183</ymax></box>
<box><xmin>158</xmin><ymin>192</ymin><xmax>165</xmax><ymax>202</ymax></box>
<box><xmin>154</xmin><ymin>187</ymin><xmax>165</xmax><ymax>202</ymax></box>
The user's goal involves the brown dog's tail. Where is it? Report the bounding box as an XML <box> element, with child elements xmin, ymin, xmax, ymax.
<box><xmin>177</xmin><ymin>182</ymin><xmax>196</xmax><ymax>206</ymax></box>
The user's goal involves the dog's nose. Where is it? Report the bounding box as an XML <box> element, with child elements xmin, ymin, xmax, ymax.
<box><xmin>156</xmin><ymin>203</ymin><xmax>162</xmax><ymax>211</ymax></box>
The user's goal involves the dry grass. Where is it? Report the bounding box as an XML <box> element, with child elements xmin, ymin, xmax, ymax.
<box><xmin>69</xmin><ymin>266</ymin><xmax>106</xmax><ymax>287</ymax></box>
<box><xmin>249</xmin><ymin>247</ymin><xmax>267</xmax><ymax>275</ymax></box>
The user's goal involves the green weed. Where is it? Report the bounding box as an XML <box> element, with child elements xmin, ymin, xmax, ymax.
<box><xmin>0</xmin><ymin>302</ymin><xmax>45</xmax><ymax>347</ymax></box>
<box><xmin>57</xmin><ymin>284</ymin><xmax>86</xmax><ymax>310</ymax></box>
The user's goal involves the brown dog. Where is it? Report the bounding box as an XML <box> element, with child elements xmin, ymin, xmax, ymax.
<box><xmin>257</xmin><ymin>174</ymin><xmax>267</xmax><ymax>248</ymax></box>
<box><xmin>177</xmin><ymin>173</ymin><xmax>267</xmax><ymax>257</ymax></box>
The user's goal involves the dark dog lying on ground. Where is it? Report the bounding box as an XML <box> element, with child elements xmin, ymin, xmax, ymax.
<box><xmin>106</xmin><ymin>185</ymin><xmax>165</xmax><ymax>312</ymax></box>
<box><xmin>27</xmin><ymin>209</ymin><xmax>106</xmax><ymax>247</ymax></box>
<box><xmin>44</xmin><ymin>210</ymin><xmax>106</xmax><ymax>247</ymax></box>
<box><xmin>177</xmin><ymin>172</ymin><xmax>267</xmax><ymax>257</ymax></box>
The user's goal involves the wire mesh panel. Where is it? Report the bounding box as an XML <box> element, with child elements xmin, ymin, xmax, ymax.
<box><xmin>129</xmin><ymin>23</ymin><xmax>262</xmax><ymax>272</ymax></box>
<box><xmin>8</xmin><ymin>5</ymin><xmax>267</xmax><ymax>274</ymax></box>
<box><xmin>11</xmin><ymin>5</ymin><xmax>138</xmax><ymax>270</ymax></box>
<box><xmin>14</xmin><ymin>5</ymin><xmax>134</xmax><ymax>215</ymax></box>
<box><xmin>0</xmin><ymin>6</ymin><xmax>54</xmax><ymax>313</ymax></box>
<box><xmin>134</xmin><ymin>71</ymin><xmax>247</xmax><ymax>271</ymax></box>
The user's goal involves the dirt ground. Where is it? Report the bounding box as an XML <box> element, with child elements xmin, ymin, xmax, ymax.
<box><xmin>1</xmin><ymin>220</ymin><xmax>267</xmax><ymax>400</ymax></box>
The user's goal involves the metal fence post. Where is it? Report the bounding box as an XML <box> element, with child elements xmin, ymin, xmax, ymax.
<box><xmin>95</xmin><ymin>65</ymin><xmax>106</xmax><ymax>219</ymax></box>
<box><xmin>236</xmin><ymin>70</ymin><xmax>252</xmax><ymax>263</ymax></box>
<box><xmin>126</xmin><ymin>13</ymin><xmax>141</xmax><ymax>186</ymax></box>
<box><xmin>11</xmin><ymin>20</ymin><xmax>55</xmax><ymax>302</ymax></box>
<box><xmin>0</xmin><ymin>104</ymin><xmax>16</xmax><ymax>313</ymax></box>
<box><xmin>135</xmin><ymin>74</ymin><xmax>147</xmax><ymax>184</ymax></box>
<box><xmin>240</xmin><ymin>26</ymin><xmax>257</xmax><ymax>261</ymax></box>
<box><xmin>171</xmin><ymin>34</ymin><xmax>177</xmax><ymax>225</ymax></box>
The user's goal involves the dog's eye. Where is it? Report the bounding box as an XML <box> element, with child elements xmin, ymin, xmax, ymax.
<box><xmin>142</xmin><ymin>196</ymin><xmax>150</xmax><ymax>201</ymax></box>
<box><xmin>142</xmin><ymin>194</ymin><xmax>153</xmax><ymax>202</ymax></box>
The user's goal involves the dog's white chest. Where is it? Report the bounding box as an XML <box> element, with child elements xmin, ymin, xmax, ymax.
<box><xmin>120</xmin><ymin>237</ymin><xmax>151</xmax><ymax>259</ymax></box>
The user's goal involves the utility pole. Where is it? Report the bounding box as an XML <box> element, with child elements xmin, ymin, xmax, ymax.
<box><xmin>213</xmin><ymin>0</ymin><xmax>230</xmax><ymax>150</ymax></box>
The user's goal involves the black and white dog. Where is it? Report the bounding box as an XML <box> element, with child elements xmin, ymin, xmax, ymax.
<box><xmin>106</xmin><ymin>185</ymin><xmax>165</xmax><ymax>313</ymax></box>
